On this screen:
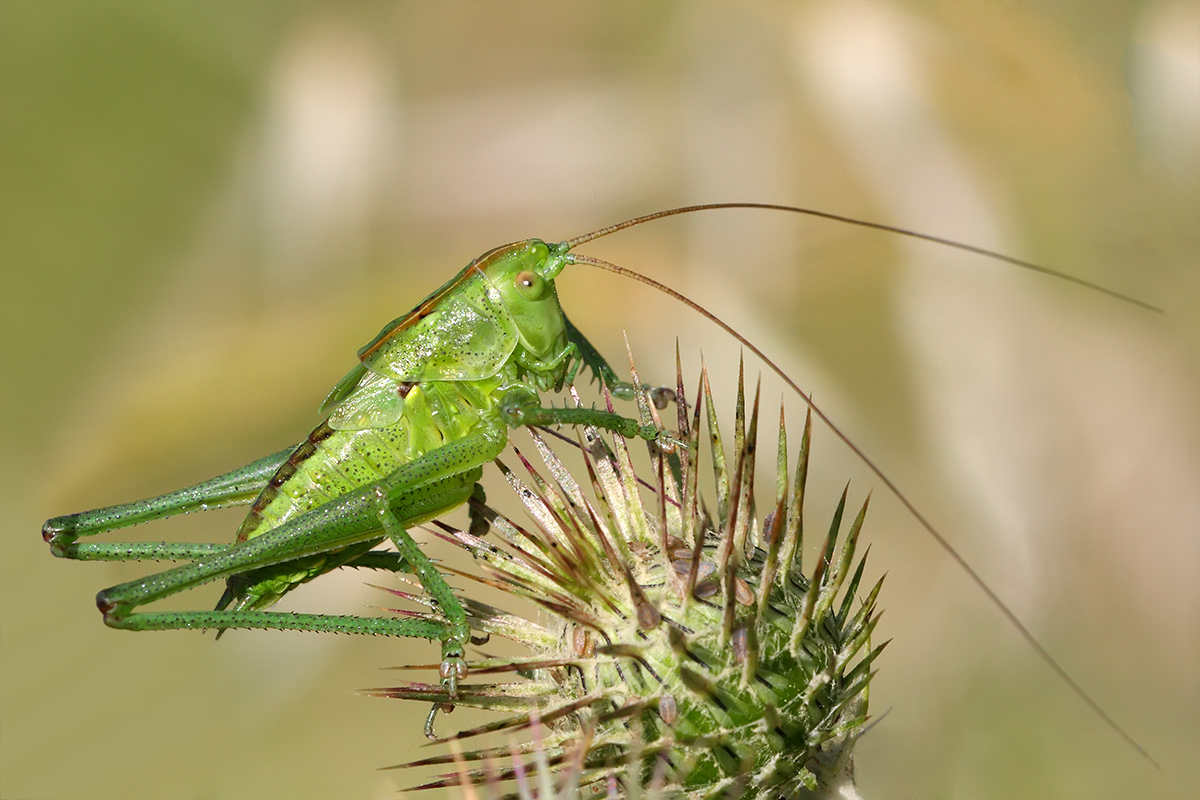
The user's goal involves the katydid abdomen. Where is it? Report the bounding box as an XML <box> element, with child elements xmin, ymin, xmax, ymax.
<box><xmin>224</xmin><ymin>378</ymin><xmax>505</xmax><ymax>611</ymax></box>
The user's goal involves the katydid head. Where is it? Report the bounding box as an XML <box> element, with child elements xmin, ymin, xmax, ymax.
<box><xmin>481</xmin><ymin>239</ymin><xmax>571</xmax><ymax>362</ymax></box>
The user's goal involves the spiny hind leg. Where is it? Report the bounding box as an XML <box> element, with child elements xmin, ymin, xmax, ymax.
<box><xmin>44</xmin><ymin>445</ymin><xmax>296</xmax><ymax>560</ymax></box>
<box><xmin>97</xmin><ymin>471</ymin><xmax>482</xmax><ymax>622</ymax></box>
<box><xmin>84</xmin><ymin>428</ymin><xmax>504</xmax><ymax>739</ymax></box>
<box><xmin>93</xmin><ymin>427</ymin><xmax>504</xmax><ymax>659</ymax></box>
<box><xmin>91</xmin><ymin>482</ymin><xmax>463</xmax><ymax>638</ymax></box>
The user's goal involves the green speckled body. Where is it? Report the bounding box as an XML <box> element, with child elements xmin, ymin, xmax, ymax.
<box><xmin>218</xmin><ymin>236</ymin><xmax>576</xmax><ymax>612</ymax></box>
<box><xmin>42</xmin><ymin>231</ymin><xmax>666</xmax><ymax>709</ymax></box>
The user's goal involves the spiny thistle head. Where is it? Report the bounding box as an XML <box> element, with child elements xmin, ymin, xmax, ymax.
<box><xmin>371</xmin><ymin>355</ymin><xmax>885</xmax><ymax>799</ymax></box>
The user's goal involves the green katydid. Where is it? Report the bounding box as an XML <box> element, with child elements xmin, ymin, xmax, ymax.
<box><xmin>42</xmin><ymin>202</ymin><xmax>1157</xmax><ymax>753</ymax></box>
<box><xmin>41</xmin><ymin>235</ymin><xmax>674</xmax><ymax>737</ymax></box>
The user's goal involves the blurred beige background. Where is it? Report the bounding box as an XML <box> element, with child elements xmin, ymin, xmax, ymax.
<box><xmin>2</xmin><ymin>2</ymin><xmax>1197</xmax><ymax>799</ymax></box>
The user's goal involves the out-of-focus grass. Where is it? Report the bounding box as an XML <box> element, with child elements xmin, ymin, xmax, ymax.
<box><xmin>2</xmin><ymin>3</ymin><xmax>1196</xmax><ymax>799</ymax></box>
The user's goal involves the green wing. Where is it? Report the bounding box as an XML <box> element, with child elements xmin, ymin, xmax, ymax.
<box><xmin>324</xmin><ymin>368</ymin><xmax>407</xmax><ymax>431</ymax></box>
<box><xmin>356</xmin><ymin>266</ymin><xmax>519</xmax><ymax>383</ymax></box>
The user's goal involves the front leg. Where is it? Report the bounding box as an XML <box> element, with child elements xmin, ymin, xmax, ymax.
<box><xmin>562</xmin><ymin>315</ymin><xmax>676</xmax><ymax>408</ymax></box>
<box><xmin>499</xmin><ymin>388</ymin><xmax>680</xmax><ymax>450</ymax></box>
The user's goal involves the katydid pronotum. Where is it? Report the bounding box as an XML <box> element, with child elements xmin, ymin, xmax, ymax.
<box><xmin>42</xmin><ymin>203</ymin><xmax>1158</xmax><ymax>754</ymax></box>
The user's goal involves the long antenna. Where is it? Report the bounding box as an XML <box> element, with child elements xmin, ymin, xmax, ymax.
<box><xmin>568</xmin><ymin>250</ymin><xmax>1159</xmax><ymax>768</ymax></box>
<box><xmin>564</xmin><ymin>202</ymin><xmax>1161</xmax><ymax>313</ymax></box>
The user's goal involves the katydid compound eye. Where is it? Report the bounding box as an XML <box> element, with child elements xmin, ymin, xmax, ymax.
<box><xmin>514</xmin><ymin>270</ymin><xmax>546</xmax><ymax>300</ymax></box>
